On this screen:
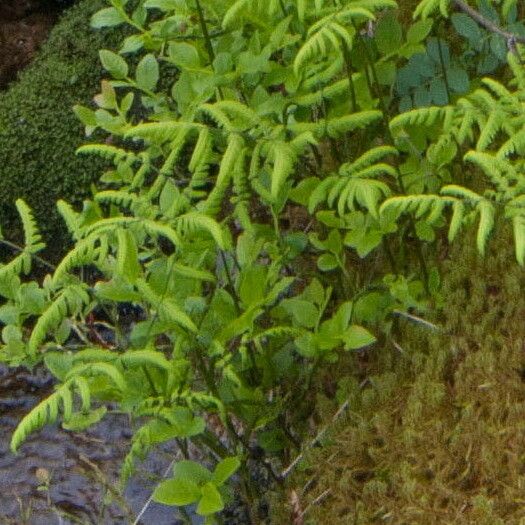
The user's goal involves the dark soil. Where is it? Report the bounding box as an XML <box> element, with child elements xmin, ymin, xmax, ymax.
<box><xmin>0</xmin><ymin>1</ymin><xmax>76</xmax><ymax>88</ymax></box>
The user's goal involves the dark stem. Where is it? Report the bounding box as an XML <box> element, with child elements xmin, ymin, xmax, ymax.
<box><xmin>436</xmin><ymin>33</ymin><xmax>452</xmax><ymax>103</ymax></box>
<box><xmin>341</xmin><ymin>40</ymin><xmax>357</xmax><ymax>113</ymax></box>
<box><xmin>453</xmin><ymin>0</ymin><xmax>525</xmax><ymax>44</ymax></box>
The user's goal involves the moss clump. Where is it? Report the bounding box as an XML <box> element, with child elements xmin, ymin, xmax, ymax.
<box><xmin>0</xmin><ymin>0</ymin><xmax>124</xmax><ymax>255</ymax></box>
<box><xmin>275</xmin><ymin>228</ymin><xmax>525</xmax><ymax>524</ymax></box>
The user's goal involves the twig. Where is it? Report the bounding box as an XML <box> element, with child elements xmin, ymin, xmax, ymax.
<box><xmin>132</xmin><ymin>452</ymin><xmax>182</xmax><ymax>525</ymax></box>
<box><xmin>453</xmin><ymin>0</ymin><xmax>525</xmax><ymax>45</ymax></box>
<box><xmin>0</xmin><ymin>238</ymin><xmax>56</xmax><ymax>271</ymax></box>
<box><xmin>281</xmin><ymin>400</ymin><xmax>350</xmax><ymax>479</ymax></box>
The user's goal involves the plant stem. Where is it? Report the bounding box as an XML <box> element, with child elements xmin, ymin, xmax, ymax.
<box><xmin>436</xmin><ymin>33</ymin><xmax>452</xmax><ymax>103</ymax></box>
<box><xmin>341</xmin><ymin>40</ymin><xmax>357</xmax><ymax>113</ymax></box>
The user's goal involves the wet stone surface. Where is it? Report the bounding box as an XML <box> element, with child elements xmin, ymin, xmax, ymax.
<box><xmin>0</xmin><ymin>365</ymin><xmax>192</xmax><ymax>525</ymax></box>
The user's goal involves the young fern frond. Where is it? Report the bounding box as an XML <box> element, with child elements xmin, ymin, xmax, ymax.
<box><xmin>28</xmin><ymin>285</ymin><xmax>90</xmax><ymax>354</ymax></box>
<box><xmin>52</xmin><ymin>235</ymin><xmax>105</xmax><ymax>286</ymax></box>
<box><xmin>380</xmin><ymin>194</ymin><xmax>445</xmax><ymax>222</ymax></box>
<box><xmin>200</xmin><ymin>133</ymin><xmax>244</xmax><ymax>216</ymax></box>
<box><xmin>95</xmin><ymin>190</ymin><xmax>140</xmax><ymax>209</ymax></box>
<box><xmin>340</xmin><ymin>146</ymin><xmax>398</xmax><ymax>175</ymax></box>
<box><xmin>65</xmin><ymin>362</ymin><xmax>127</xmax><ymax>392</ymax></box>
<box><xmin>16</xmin><ymin>199</ymin><xmax>45</xmax><ymax>255</ymax></box>
<box><xmin>326</xmin><ymin>111</ymin><xmax>384</xmax><ymax>138</ymax></box>
<box><xmin>390</xmin><ymin>106</ymin><xmax>452</xmax><ymax>132</ymax></box>
<box><xmin>57</xmin><ymin>200</ymin><xmax>83</xmax><ymax>240</ymax></box>
<box><xmin>512</xmin><ymin>214</ymin><xmax>525</xmax><ymax>266</ymax></box>
<box><xmin>476</xmin><ymin>200</ymin><xmax>495</xmax><ymax>256</ymax></box>
<box><xmin>187</xmin><ymin>127</ymin><xmax>214</xmax><ymax>198</ymax></box>
<box><xmin>116</xmin><ymin>229</ymin><xmax>141</xmax><ymax>284</ymax></box>
<box><xmin>77</xmin><ymin>144</ymin><xmax>136</xmax><ymax>164</ymax></box>
<box><xmin>476</xmin><ymin>110</ymin><xmax>504</xmax><ymax>151</ymax></box>
<box><xmin>125</xmin><ymin>122</ymin><xmax>201</xmax><ymax>144</ymax></box>
<box><xmin>11</xmin><ymin>380</ymin><xmax>76</xmax><ymax>452</ymax></box>
<box><xmin>270</xmin><ymin>142</ymin><xmax>299</xmax><ymax>201</ymax></box>
<box><xmin>174</xmin><ymin>212</ymin><xmax>228</xmax><ymax>249</ymax></box>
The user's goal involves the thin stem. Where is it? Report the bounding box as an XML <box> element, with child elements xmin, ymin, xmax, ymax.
<box><xmin>0</xmin><ymin>239</ymin><xmax>56</xmax><ymax>271</ymax></box>
<box><xmin>194</xmin><ymin>0</ymin><xmax>224</xmax><ymax>99</ymax></box>
<box><xmin>341</xmin><ymin>40</ymin><xmax>357</xmax><ymax>113</ymax></box>
<box><xmin>436</xmin><ymin>33</ymin><xmax>452</xmax><ymax>103</ymax></box>
<box><xmin>219</xmin><ymin>250</ymin><xmax>241</xmax><ymax>315</ymax></box>
<box><xmin>453</xmin><ymin>0</ymin><xmax>525</xmax><ymax>44</ymax></box>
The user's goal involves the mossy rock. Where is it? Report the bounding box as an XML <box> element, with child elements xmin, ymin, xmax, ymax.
<box><xmin>0</xmin><ymin>0</ymin><xmax>125</xmax><ymax>259</ymax></box>
<box><xmin>274</xmin><ymin>229</ymin><xmax>525</xmax><ymax>524</ymax></box>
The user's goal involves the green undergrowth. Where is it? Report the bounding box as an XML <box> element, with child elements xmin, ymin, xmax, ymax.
<box><xmin>0</xmin><ymin>0</ymin><xmax>125</xmax><ymax>256</ymax></box>
<box><xmin>275</xmin><ymin>228</ymin><xmax>525</xmax><ymax>524</ymax></box>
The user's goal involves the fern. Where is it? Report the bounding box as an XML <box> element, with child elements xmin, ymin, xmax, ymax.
<box><xmin>11</xmin><ymin>379</ymin><xmax>82</xmax><ymax>452</ymax></box>
<box><xmin>28</xmin><ymin>285</ymin><xmax>90</xmax><ymax>354</ymax></box>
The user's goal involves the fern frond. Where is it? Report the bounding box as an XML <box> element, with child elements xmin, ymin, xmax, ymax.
<box><xmin>57</xmin><ymin>200</ymin><xmax>82</xmax><ymax>240</ymax></box>
<box><xmin>326</xmin><ymin>111</ymin><xmax>383</xmax><ymax>138</ymax></box>
<box><xmin>201</xmin><ymin>133</ymin><xmax>244</xmax><ymax>216</ymax></box>
<box><xmin>28</xmin><ymin>285</ymin><xmax>90</xmax><ymax>354</ymax></box>
<box><xmin>16</xmin><ymin>199</ymin><xmax>45</xmax><ymax>254</ymax></box>
<box><xmin>11</xmin><ymin>379</ymin><xmax>87</xmax><ymax>452</ymax></box>
<box><xmin>52</xmin><ymin>235</ymin><xmax>104</xmax><ymax>286</ymax></box>
<box><xmin>270</xmin><ymin>142</ymin><xmax>298</xmax><ymax>200</ymax></box>
<box><xmin>175</xmin><ymin>212</ymin><xmax>228</xmax><ymax>249</ymax></box>
<box><xmin>476</xmin><ymin>200</ymin><xmax>495</xmax><ymax>256</ymax></box>
<box><xmin>77</xmin><ymin>144</ymin><xmax>135</xmax><ymax>163</ymax></box>
<box><xmin>119</xmin><ymin>350</ymin><xmax>171</xmax><ymax>371</ymax></box>
<box><xmin>413</xmin><ymin>0</ymin><xmax>449</xmax><ymax>19</ymax></box>
<box><xmin>116</xmin><ymin>229</ymin><xmax>141</xmax><ymax>284</ymax></box>
<box><xmin>125</xmin><ymin>122</ymin><xmax>200</xmax><ymax>144</ymax></box>
<box><xmin>66</xmin><ymin>362</ymin><xmax>127</xmax><ymax>392</ymax></box>
<box><xmin>390</xmin><ymin>106</ymin><xmax>451</xmax><ymax>131</ymax></box>
<box><xmin>95</xmin><ymin>190</ymin><xmax>139</xmax><ymax>209</ymax></box>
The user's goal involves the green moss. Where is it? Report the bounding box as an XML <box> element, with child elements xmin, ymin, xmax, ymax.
<box><xmin>274</xmin><ymin>228</ymin><xmax>525</xmax><ymax>524</ymax></box>
<box><xmin>0</xmin><ymin>0</ymin><xmax>125</xmax><ymax>256</ymax></box>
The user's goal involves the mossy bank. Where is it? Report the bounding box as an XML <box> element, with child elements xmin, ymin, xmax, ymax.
<box><xmin>0</xmin><ymin>0</ymin><xmax>124</xmax><ymax>256</ymax></box>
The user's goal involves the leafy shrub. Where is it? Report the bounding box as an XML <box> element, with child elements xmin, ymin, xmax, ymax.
<box><xmin>0</xmin><ymin>0</ymin><xmax>125</xmax><ymax>253</ymax></box>
<box><xmin>2</xmin><ymin>0</ymin><xmax>525</xmax><ymax>522</ymax></box>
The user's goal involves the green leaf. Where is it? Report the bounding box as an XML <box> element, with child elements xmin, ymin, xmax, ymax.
<box><xmin>343</xmin><ymin>325</ymin><xmax>376</xmax><ymax>350</ymax></box>
<box><xmin>153</xmin><ymin>479</ymin><xmax>201</xmax><ymax>506</ymax></box>
<box><xmin>212</xmin><ymin>457</ymin><xmax>240</xmax><ymax>486</ymax></box>
<box><xmin>281</xmin><ymin>299</ymin><xmax>318</xmax><ymax>328</ymax></box>
<box><xmin>239</xmin><ymin>266</ymin><xmax>267</xmax><ymax>307</ymax></box>
<box><xmin>62</xmin><ymin>407</ymin><xmax>107</xmax><ymax>431</ymax></box>
<box><xmin>173</xmin><ymin>460</ymin><xmax>212</xmax><ymax>485</ymax></box>
<box><xmin>91</xmin><ymin>7</ymin><xmax>126</xmax><ymax>28</ymax></box>
<box><xmin>145</xmin><ymin>0</ymin><xmax>181</xmax><ymax>10</ymax></box>
<box><xmin>73</xmin><ymin>105</ymin><xmax>97</xmax><ymax>127</ymax></box>
<box><xmin>451</xmin><ymin>13</ymin><xmax>481</xmax><ymax>43</ymax></box>
<box><xmin>197</xmin><ymin>482</ymin><xmax>224</xmax><ymax>516</ymax></box>
<box><xmin>317</xmin><ymin>253</ymin><xmax>338</xmax><ymax>272</ymax></box>
<box><xmin>116</xmin><ymin>229</ymin><xmax>141</xmax><ymax>284</ymax></box>
<box><xmin>429</xmin><ymin>78</ymin><xmax>448</xmax><ymax>105</ymax></box>
<box><xmin>446</xmin><ymin>67</ymin><xmax>469</xmax><ymax>93</ymax></box>
<box><xmin>99</xmin><ymin>50</ymin><xmax>129</xmax><ymax>80</ymax></box>
<box><xmin>120</xmin><ymin>35</ymin><xmax>144</xmax><ymax>54</ymax></box>
<box><xmin>168</xmin><ymin>43</ymin><xmax>201</xmax><ymax>69</ymax></box>
<box><xmin>376</xmin><ymin>12</ymin><xmax>403</xmax><ymax>55</ymax></box>
<box><xmin>406</xmin><ymin>19</ymin><xmax>434</xmax><ymax>43</ymax></box>
<box><xmin>136</xmin><ymin>54</ymin><xmax>159</xmax><ymax>92</ymax></box>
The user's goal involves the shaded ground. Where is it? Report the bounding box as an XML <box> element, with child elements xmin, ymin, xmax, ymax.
<box><xmin>0</xmin><ymin>1</ymin><xmax>72</xmax><ymax>88</ymax></box>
